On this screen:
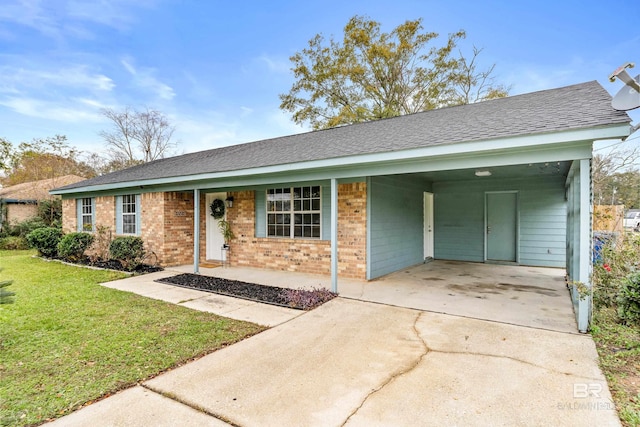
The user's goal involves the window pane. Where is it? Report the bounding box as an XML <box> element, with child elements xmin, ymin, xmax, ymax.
<box><xmin>266</xmin><ymin>186</ymin><xmax>320</xmax><ymax>239</ymax></box>
<box><xmin>123</xmin><ymin>215</ymin><xmax>136</xmax><ymax>234</ymax></box>
<box><xmin>82</xmin><ymin>216</ymin><xmax>92</xmax><ymax>231</ymax></box>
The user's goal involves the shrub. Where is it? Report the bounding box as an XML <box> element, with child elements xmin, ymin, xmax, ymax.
<box><xmin>109</xmin><ymin>236</ymin><xmax>145</xmax><ymax>271</ymax></box>
<box><xmin>0</xmin><ymin>268</ymin><xmax>15</xmax><ymax>305</ymax></box>
<box><xmin>592</xmin><ymin>233</ymin><xmax>640</xmax><ymax>309</ymax></box>
<box><xmin>37</xmin><ymin>198</ymin><xmax>62</xmax><ymax>227</ymax></box>
<box><xmin>25</xmin><ymin>227</ymin><xmax>63</xmax><ymax>258</ymax></box>
<box><xmin>88</xmin><ymin>226</ymin><xmax>113</xmax><ymax>262</ymax></box>
<box><xmin>57</xmin><ymin>232</ymin><xmax>95</xmax><ymax>262</ymax></box>
<box><xmin>618</xmin><ymin>272</ymin><xmax>640</xmax><ymax>325</ymax></box>
<box><xmin>0</xmin><ymin>236</ymin><xmax>29</xmax><ymax>250</ymax></box>
<box><xmin>8</xmin><ymin>217</ymin><xmax>48</xmax><ymax>238</ymax></box>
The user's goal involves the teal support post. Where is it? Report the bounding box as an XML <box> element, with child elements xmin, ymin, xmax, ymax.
<box><xmin>194</xmin><ymin>188</ymin><xmax>200</xmax><ymax>274</ymax></box>
<box><xmin>331</xmin><ymin>178</ymin><xmax>338</xmax><ymax>293</ymax></box>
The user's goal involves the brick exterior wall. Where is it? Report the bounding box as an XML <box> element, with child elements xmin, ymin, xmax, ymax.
<box><xmin>139</xmin><ymin>191</ymin><xmax>197</xmax><ymax>266</ymax></box>
<box><xmin>63</xmin><ymin>192</ymin><xmax>197</xmax><ymax>267</ymax></box>
<box><xmin>60</xmin><ymin>183</ymin><xmax>368</xmax><ymax>278</ymax></box>
<box><xmin>7</xmin><ymin>203</ymin><xmax>38</xmax><ymax>225</ymax></box>
<box><xmin>225</xmin><ymin>182</ymin><xmax>367</xmax><ymax>279</ymax></box>
<box><xmin>61</xmin><ymin>198</ymin><xmax>76</xmax><ymax>233</ymax></box>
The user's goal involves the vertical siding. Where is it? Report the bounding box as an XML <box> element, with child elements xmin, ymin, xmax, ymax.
<box><xmin>369</xmin><ymin>175</ymin><xmax>430</xmax><ymax>279</ymax></box>
<box><xmin>433</xmin><ymin>176</ymin><xmax>566</xmax><ymax>267</ymax></box>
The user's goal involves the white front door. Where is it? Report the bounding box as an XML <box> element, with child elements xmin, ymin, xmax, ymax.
<box><xmin>206</xmin><ymin>192</ymin><xmax>227</xmax><ymax>261</ymax></box>
<box><xmin>424</xmin><ymin>192</ymin><xmax>434</xmax><ymax>259</ymax></box>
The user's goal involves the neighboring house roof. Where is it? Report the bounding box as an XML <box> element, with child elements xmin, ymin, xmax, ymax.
<box><xmin>1</xmin><ymin>175</ymin><xmax>86</xmax><ymax>201</ymax></box>
<box><xmin>54</xmin><ymin>81</ymin><xmax>630</xmax><ymax>193</ymax></box>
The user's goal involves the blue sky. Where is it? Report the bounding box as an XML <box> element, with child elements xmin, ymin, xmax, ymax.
<box><xmin>0</xmin><ymin>0</ymin><xmax>639</xmax><ymax>157</ymax></box>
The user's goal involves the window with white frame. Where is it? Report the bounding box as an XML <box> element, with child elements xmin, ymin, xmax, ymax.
<box><xmin>121</xmin><ymin>194</ymin><xmax>138</xmax><ymax>235</ymax></box>
<box><xmin>267</xmin><ymin>186</ymin><xmax>321</xmax><ymax>238</ymax></box>
<box><xmin>80</xmin><ymin>197</ymin><xmax>94</xmax><ymax>231</ymax></box>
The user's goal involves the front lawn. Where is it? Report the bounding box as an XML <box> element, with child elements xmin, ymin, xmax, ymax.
<box><xmin>592</xmin><ymin>308</ymin><xmax>640</xmax><ymax>426</ymax></box>
<box><xmin>0</xmin><ymin>251</ymin><xmax>265</xmax><ymax>426</ymax></box>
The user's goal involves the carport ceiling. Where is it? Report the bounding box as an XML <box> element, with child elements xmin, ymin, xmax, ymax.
<box><xmin>413</xmin><ymin>161</ymin><xmax>572</xmax><ymax>182</ymax></box>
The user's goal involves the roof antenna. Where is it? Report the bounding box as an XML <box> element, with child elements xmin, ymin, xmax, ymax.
<box><xmin>610</xmin><ymin>62</ymin><xmax>640</xmax><ymax>111</ymax></box>
<box><xmin>610</xmin><ymin>62</ymin><xmax>640</xmax><ymax>134</ymax></box>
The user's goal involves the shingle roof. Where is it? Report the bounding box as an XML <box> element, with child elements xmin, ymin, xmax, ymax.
<box><xmin>1</xmin><ymin>175</ymin><xmax>86</xmax><ymax>200</ymax></box>
<box><xmin>56</xmin><ymin>81</ymin><xmax>629</xmax><ymax>191</ymax></box>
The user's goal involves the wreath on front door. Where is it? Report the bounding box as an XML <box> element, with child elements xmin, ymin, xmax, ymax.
<box><xmin>209</xmin><ymin>199</ymin><xmax>225</xmax><ymax>219</ymax></box>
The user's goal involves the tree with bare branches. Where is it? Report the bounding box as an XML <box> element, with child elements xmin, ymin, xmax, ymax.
<box><xmin>100</xmin><ymin>107</ymin><xmax>178</xmax><ymax>166</ymax></box>
<box><xmin>593</xmin><ymin>144</ymin><xmax>640</xmax><ymax>208</ymax></box>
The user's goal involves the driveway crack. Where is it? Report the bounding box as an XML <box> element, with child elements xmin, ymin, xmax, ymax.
<box><xmin>427</xmin><ymin>349</ymin><xmax>604</xmax><ymax>381</ymax></box>
<box><xmin>341</xmin><ymin>312</ymin><xmax>430</xmax><ymax>426</ymax></box>
<box><xmin>141</xmin><ymin>383</ymin><xmax>239</xmax><ymax>426</ymax></box>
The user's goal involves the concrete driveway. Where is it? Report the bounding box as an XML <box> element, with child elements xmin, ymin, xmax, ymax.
<box><xmin>51</xmin><ymin>298</ymin><xmax>619</xmax><ymax>426</ymax></box>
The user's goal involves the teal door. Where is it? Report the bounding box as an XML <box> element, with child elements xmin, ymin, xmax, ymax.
<box><xmin>486</xmin><ymin>192</ymin><xmax>517</xmax><ymax>262</ymax></box>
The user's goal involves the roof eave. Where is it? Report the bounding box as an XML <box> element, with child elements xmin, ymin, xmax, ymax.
<box><xmin>51</xmin><ymin>122</ymin><xmax>631</xmax><ymax>196</ymax></box>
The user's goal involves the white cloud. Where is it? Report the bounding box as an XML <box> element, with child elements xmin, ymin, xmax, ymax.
<box><xmin>0</xmin><ymin>0</ymin><xmax>159</xmax><ymax>41</ymax></box>
<box><xmin>66</xmin><ymin>0</ymin><xmax>154</xmax><ymax>31</ymax></box>
<box><xmin>258</xmin><ymin>54</ymin><xmax>291</xmax><ymax>74</ymax></box>
<box><xmin>121</xmin><ymin>57</ymin><xmax>175</xmax><ymax>100</ymax></box>
<box><xmin>0</xmin><ymin>97</ymin><xmax>104</xmax><ymax>122</ymax></box>
<box><xmin>0</xmin><ymin>64</ymin><xmax>115</xmax><ymax>94</ymax></box>
<box><xmin>172</xmin><ymin>106</ymin><xmax>309</xmax><ymax>154</ymax></box>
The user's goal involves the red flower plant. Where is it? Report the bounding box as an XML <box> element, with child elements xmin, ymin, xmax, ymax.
<box><xmin>603</xmin><ymin>263</ymin><xmax>611</xmax><ymax>272</ymax></box>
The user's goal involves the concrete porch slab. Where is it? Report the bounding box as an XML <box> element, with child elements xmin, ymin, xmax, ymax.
<box><xmin>99</xmin><ymin>271</ymin><xmax>303</xmax><ymax>327</ymax></box>
<box><xmin>346</xmin><ymin>260</ymin><xmax>578</xmax><ymax>333</ymax></box>
<box><xmin>168</xmin><ymin>260</ymin><xmax>578</xmax><ymax>333</ymax></box>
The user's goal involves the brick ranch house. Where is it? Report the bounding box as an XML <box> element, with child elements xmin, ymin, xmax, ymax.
<box><xmin>52</xmin><ymin>81</ymin><xmax>631</xmax><ymax>331</ymax></box>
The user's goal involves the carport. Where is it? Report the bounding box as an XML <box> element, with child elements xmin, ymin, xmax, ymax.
<box><xmin>366</xmin><ymin>156</ymin><xmax>592</xmax><ymax>331</ymax></box>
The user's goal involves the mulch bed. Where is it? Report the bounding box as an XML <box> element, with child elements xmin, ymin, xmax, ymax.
<box><xmin>156</xmin><ymin>273</ymin><xmax>336</xmax><ymax>310</ymax></box>
<box><xmin>76</xmin><ymin>258</ymin><xmax>163</xmax><ymax>274</ymax></box>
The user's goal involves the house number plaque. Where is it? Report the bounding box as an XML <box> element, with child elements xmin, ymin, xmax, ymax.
<box><xmin>174</xmin><ymin>211</ymin><xmax>187</xmax><ymax>217</ymax></box>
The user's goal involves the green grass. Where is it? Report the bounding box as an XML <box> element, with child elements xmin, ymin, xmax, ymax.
<box><xmin>591</xmin><ymin>308</ymin><xmax>640</xmax><ymax>426</ymax></box>
<box><xmin>0</xmin><ymin>251</ymin><xmax>265</xmax><ymax>426</ymax></box>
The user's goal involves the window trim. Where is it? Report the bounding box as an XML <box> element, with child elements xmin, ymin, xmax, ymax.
<box><xmin>77</xmin><ymin>197</ymin><xmax>95</xmax><ymax>232</ymax></box>
<box><xmin>266</xmin><ymin>186</ymin><xmax>322</xmax><ymax>239</ymax></box>
<box><xmin>116</xmin><ymin>194</ymin><xmax>141</xmax><ymax>236</ymax></box>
